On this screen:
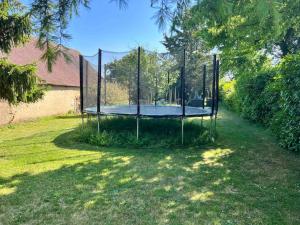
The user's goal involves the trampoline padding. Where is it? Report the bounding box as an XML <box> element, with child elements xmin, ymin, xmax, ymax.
<box><xmin>84</xmin><ymin>105</ymin><xmax>211</xmax><ymax>117</ymax></box>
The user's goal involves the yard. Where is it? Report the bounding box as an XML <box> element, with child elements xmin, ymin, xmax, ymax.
<box><xmin>0</xmin><ymin>109</ymin><xmax>299</xmax><ymax>225</ymax></box>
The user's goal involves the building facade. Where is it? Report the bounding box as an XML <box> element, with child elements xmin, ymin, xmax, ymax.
<box><xmin>0</xmin><ymin>39</ymin><xmax>81</xmax><ymax>125</ymax></box>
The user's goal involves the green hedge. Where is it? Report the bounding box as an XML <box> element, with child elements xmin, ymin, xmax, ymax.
<box><xmin>220</xmin><ymin>53</ymin><xmax>300</xmax><ymax>152</ymax></box>
<box><xmin>270</xmin><ymin>54</ymin><xmax>300</xmax><ymax>151</ymax></box>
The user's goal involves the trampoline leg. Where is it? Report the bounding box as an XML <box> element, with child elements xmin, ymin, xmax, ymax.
<box><xmin>81</xmin><ymin>113</ymin><xmax>84</xmax><ymax>129</ymax></box>
<box><xmin>214</xmin><ymin>115</ymin><xmax>217</xmax><ymax>132</ymax></box>
<box><xmin>136</xmin><ymin>117</ymin><xmax>139</xmax><ymax>141</ymax></box>
<box><xmin>181</xmin><ymin>117</ymin><xmax>184</xmax><ymax>145</ymax></box>
<box><xmin>213</xmin><ymin>115</ymin><xmax>217</xmax><ymax>137</ymax></box>
<box><xmin>97</xmin><ymin>113</ymin><xmax>100</xmax><ymax>133</ymax></box>
<box><xmin>209</xmin><ymin>116</ymin><xmax>213</xmax><ymax>140</ymax></box>
<box><xmin>87</xmin><ymin>114</ymin><xmax>90</xmax><ymax>124</ymax></box>
<box><xmin>201</xmin><ymin>116</ymin><xmax>203</xmax><ymax>127</ymax></box>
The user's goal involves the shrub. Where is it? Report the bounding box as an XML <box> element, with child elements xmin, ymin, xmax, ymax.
<box><xmin>270</xmin><ymin>54</ymin><xmax>300</xmax><ymax>152</ymax></box>
<box><xmin>235</xmin><ymin>69</ymin><xmax>278</xmax><ymax>125</ymax></box>
<box><xmin>220</xmin><ymin>79</ymin><xmax>239</xmax><ymax>111</ymax></box>
<box><xmin>221</xmin><ymin>54</ymin><xmax>300</xmax><ymax>152</ymax></box>
<box><xmin>221</xmin><ymin>68</ymin><xmax>278</xmax><ymax>125</ymax></box>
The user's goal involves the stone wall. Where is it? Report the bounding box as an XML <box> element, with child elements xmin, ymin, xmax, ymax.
<box><xmin>0</xmin><ymin>86</ymin><xmax>80</xmax><ymax>125</ymax></box>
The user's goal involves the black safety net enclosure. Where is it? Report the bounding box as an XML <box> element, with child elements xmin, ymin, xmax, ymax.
<box><xmin>79</xmin><ymin>47</ymin><xmax>220</xmax><ymax>142</ymax></box>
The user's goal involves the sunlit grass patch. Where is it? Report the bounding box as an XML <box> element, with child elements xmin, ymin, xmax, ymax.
<box><xmin>0</xmin><ymin>110</ymin><xmax>299</xmax><ymax>224</ymax></box>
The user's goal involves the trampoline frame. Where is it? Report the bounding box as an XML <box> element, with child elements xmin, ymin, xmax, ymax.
<box><xmin>79</xmin><ymin>47</ymin><xmax>220</xmax><ymax>144</ymax></box>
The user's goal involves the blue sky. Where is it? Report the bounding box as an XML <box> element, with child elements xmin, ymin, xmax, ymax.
<box><xmin>66</xmin><ymin>1</ymin><xmax>167</xmax><ymax>55</ymax></box>
<box><xmin>22</xmin><ymin>1</ymin><xmax>167</xmax><ymax>55</ymax></box>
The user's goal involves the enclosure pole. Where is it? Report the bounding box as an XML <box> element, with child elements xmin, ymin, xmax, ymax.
<box><xmin>211</xmin><ymin>54</ymin><xmax>217</xmax><ymax>116</ymax></box>
<box><xmin>137</xmin><ymin>47</ymin><xmax>141</xmax><ymax>140</ymax></box>
<box><xmin>215</xmin><ymin>60</ymin><xmax>220</xmax><ymax>115</ymax></box>
<box><xmin>104</xmin><ymin>64</ymin><xmax>107</xmax><ymax>105</ymax></box>
<box><xmin>137</xmin><ymin>117</ymin><xmax>139</xmax><ymax>140</ymax></box>
<box><xmin>85</xmin><ymin>61</ymin><xmax>89</xmax><ymax>110</ymax></box>
<box><xmin>181</xmin><ymin>117</ymin><xmax>184</xmax><ymax>145</ymax></box>
<box><xmin>155</xmin><ymin>73</ymin><xmax>158</xmax><ymax>106</ymax></box>
<box><xmin>97</xmin><ymin>49</ymin><xmax>102</xmax><ymax>133</ymax></box>
<box><xmin>181</xmin><ymin>49</ymin><xmax>186</xmax><ymax>116</ymax></box>
<box><xmin>79</xmin><ymin>55</ymin><xmax>84</xmax><ymax>128</ymax></box>
<box><xmin>167</xmin><ymin>71</ymin><xmax>170</xmax><ymax>102</ymax></box>
<box><xmin>202</xmin><ymin>64</ymin><xmax>206</xmax><ymax>109</ymax></box>
<box><xmin>137</xmin><ymin>47</ymin><xmax>141</xmax><ymax>115</ymax></box>
<box><xmin>214</xmin><ymin>60</ymin><xmax>220</xmax><ymax>134</ymax></box>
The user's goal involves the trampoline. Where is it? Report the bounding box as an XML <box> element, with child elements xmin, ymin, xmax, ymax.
<box><xmin>79</xmin><ymin>47</ymin><xmax>220</xmax><ymax>143</ymax></box>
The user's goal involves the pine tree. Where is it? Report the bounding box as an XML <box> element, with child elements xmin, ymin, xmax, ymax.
<box><xmin>0</xmin><ymin>0</ymin><xmax>45</xmax><ymax>105</ymax></box>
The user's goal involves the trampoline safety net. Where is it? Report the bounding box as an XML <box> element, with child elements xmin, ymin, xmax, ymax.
<box><xmin>80</xmin><ymin>47</ymin><xmax>219</xmax><ymax>117</ymax></box>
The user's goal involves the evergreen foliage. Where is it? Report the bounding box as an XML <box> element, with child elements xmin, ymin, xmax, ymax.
<box><xmin>0</xmin><ymin>59</ymin><xmax>45</xmax><ymax>105</ymax></box>
<box><xmin>0</xmin><ymin>0</ymin><xmax>44</xmax><ymax>106</ymax></box>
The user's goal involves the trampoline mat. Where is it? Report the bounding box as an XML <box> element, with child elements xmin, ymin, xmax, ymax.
<box><xmin>84</xmin><ymin>105</ymin><xmax>211</xmax><ymax>117</ymax></box>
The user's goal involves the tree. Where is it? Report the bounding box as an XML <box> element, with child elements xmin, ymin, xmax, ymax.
<box><xmin>184</xmin><ymin>0</ymin><xmax>300</xmax><ymax>75</ymax></box>
<box><xmin>0</xmin><ymin>59</ymin><xmax>44</xmax><ymax>105</ymax></box>
<box><xmin>105</xmin><ymin>49</ymin><xmax>179</xmax><ymax>104</ymax></box>
<box><xmin>0</xmin><ymin>0</ymin><xmax>45</xmax><ymax>106</ymax></box>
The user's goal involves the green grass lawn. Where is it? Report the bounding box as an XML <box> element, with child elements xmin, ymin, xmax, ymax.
<box><xmin>0</xmin><ymin>110</ymin><xmax>299</xmax><ymax>225</ymax></box>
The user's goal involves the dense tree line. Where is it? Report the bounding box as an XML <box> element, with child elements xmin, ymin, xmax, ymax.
<box><xmin>162</xmin><ymin>0</ymin><xmax>300</xmax><ymax>151</ymax></box>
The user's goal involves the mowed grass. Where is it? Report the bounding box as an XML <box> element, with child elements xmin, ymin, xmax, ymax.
<box><xmin>0</xmin><ymin>110</ymin><xmax>299</xmax><ymax>225</ymax></box>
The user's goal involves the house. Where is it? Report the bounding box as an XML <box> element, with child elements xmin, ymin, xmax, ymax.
<box><xmin>0</xmin><ymin>39</ymin><xmax>80</xmax><ymax>125</ymax></box>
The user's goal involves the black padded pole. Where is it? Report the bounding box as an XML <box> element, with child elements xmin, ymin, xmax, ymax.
<box><xmin>79</xmin><ymin>55</ymin><xmax>84</xmax><ymax>113</ymax></box>
<box><xmin>85</xmin><ymin>61</ymin><xmax>88</xmax><ymax>108</ymax></box>
<box><xmin>97</xmin><ymin>49</ymin><xmax>102</xmax><ymax>133</ymax></box>
<box><xmin>181</xmin><ymin>49</ymin><xmax>186</xmax><ymax>116</ymax></box>
<box><xmin>211</xmin><ymin>54</ymin><xmax>217</xmax><ymax>116</ymax></box>
<box><xmin>136</xmin><ymin>47</ymin><xmax>141</xmax><ymax>141</ymax></box>
<box><xmin>97</xmin><ymin>49</ymin><xmax>102</xmax><ymax>114</ymax></box>
<box><xmin>215</xmin><ymin>60</ymin><xmax>220</xmax><ymax>114</ymax></box>
<box><xmin>202</xmin><ymin>64</ymin><xmax>206</xmax><ymax>109</ymax></box>
<box><xmin>155</xmin><ymin>73</ymin><xmax>158</xmax><ymax>106</ymax></box>
<box><xmin>104</xmin><ymin>64</ymin><xmax>107</xmax><ymax>105</ymax></box>
<box><xmin>167</xmin><ymin>71</ymin><xmax>170</xmax><ymax>102</ymax></box>
<box><xmin>137</xmin><ymin>47</ymin><xmax>141</xmax><ymax>116</ymax></box>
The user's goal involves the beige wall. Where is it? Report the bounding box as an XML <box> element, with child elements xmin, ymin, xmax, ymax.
<box><xmin>0</xmin><ymin>86</ymin><xmax>80</xmax><ymax>125</ymax></box>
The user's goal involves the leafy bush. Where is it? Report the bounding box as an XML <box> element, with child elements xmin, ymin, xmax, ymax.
<box><xmin>270</xmin><ymin>54</ymin><xmax>300</xmax><ymax>152</ymax></box>
<box><xmin>220</xmin><ymin>54</ymin><xmax>300</xmax><ymax>152</ymax></box>
<box><xmin>220</xmin><ymin>79</ymin><xmax>239</xmax><ymax>111</ymax></box>
<box><xmin>235</xmin><ymin>69</ymin><xmax>278</xmax><ymax>125</ymax></box>
<box><xmin>77</xmin><ymin>117</ymin><xmax>211</xmax><ymax>148</ymax></box>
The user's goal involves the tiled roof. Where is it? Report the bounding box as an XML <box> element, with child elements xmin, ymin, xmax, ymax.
<box><xmin>1</xmin><ymin>39</ymin><xmax>80</xmax><ymax>87</ymax></box>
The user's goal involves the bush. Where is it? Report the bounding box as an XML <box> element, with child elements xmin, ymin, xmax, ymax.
<box><xmin>76</xmin><ymin>117</ymin><xmax>212</xmax><ymax>148</ymax></box>
<box><xmin>221</xmin><ymin>68</ymin><xmax>278</xmax><ymax>125</ymax></box>
<box><xmin>220</xmin><ymin>79</ymin><xmax>239</xmax><ymax>111</ymax></box>
<box><xmin>235</xmin><ymin>69</ymin><xmax>278</xmax><ymax>125</ymax></box>
<box><xmin>270</xmin><ymin>54</ymin><xmax>300</xmax><ymax>152</ymax></box>
<box><xmin>220</xmin><ymin>53</ymin><xmax>300</xmax><ymax>152</ymax></box>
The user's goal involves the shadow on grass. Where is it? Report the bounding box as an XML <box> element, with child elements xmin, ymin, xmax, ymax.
<box><xmin>0</xmin><ymin>132</ymin><xmax>239</xmax><ymax>224</ymax></box>
<box><xmin>1</xmin><ymin>111</ymin><xmax>299</xmax><ymax>224</ymax></box>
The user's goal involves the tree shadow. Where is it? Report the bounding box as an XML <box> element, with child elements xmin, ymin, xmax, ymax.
<box><xmin>1</xmin><ymin>116</ymin><xmax>299</xmax><ymax>225</ymax></box>
<box><xmin>0</xmin><ymin>130</ymin><xmax>241</xmax><ymax>224</ymax></box>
